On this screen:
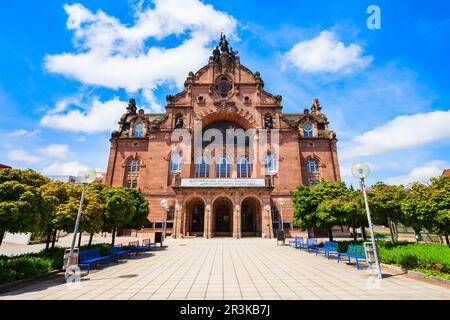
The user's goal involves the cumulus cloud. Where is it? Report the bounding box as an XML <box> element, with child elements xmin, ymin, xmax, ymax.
<box><xmin>383</xmin><ymin>160</ymin><xmax>448</xmax><ymax>185</ymax></box>
<box><xmin>284</xmin><ymin>30</ymin><xmax>373</xmax><ymax>73</ymax></box>
<box><xmin>42</xmin><ymin>161</ymin><xmax>87</xmax><ymax>176</ymax></box>
<box><xmin>8</xmin><ymin>129</ymin><xmax>41</xmax><ymax>138</ymax></box>
<box><xmin>342</xmin><ymin>110</ymin><xmax>450</xmax><ymax>159</ymax></box>
<box><xmin>40</xmin><ymin>97</ymin><xmax>127</xmax><ymax>133</ymax></box>
<box><xmin>8</xmin><ymin>150</ymin><xmax>43</xmax><ymax>164</ymax></box>
<box><xmin>44</xmin><ymin>0</ymin><xmax>237</xmax><ymax>110</ymax></box>
<box><xmin>38</xmin><ymin>144</ymin><xmax>69</xmax><ymax>159</ymax></box>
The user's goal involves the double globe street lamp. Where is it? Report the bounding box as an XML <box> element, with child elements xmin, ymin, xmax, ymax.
<box><xmin>351</xmin><ymin>163</ymin><xmax>382</xmax><ymax>280</ymax></box>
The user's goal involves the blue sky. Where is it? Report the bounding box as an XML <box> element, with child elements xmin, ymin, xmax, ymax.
<box><xmin>0</xmin><ymin>0</ymin><xmax>449</xmax><ymax>187</ymax></box>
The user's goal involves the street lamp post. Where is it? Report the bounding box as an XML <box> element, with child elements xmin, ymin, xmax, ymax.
<box><xmin>351</xmin><ymin>163</ymin><xmax>382</xmax><ymax>279</ymax></box>
<box><xmin>160</xmin><ymin>199</ymin><xmax>168</xmax><ymax>245</ymax></box>
<box><xmin>65</xmin><ymin>168</ymin><xmax>96</xmax><ymax>282</ymax></box>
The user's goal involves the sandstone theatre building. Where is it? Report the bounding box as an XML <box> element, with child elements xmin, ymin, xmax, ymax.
<box><xmin>105</xmin><ymin>36</ymin><xmax>341</xmax><ymax>239</ymax></box>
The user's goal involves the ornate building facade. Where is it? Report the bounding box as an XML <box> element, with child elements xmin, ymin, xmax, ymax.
<box><xmin>105</xmin><ymin>36</ymin><xmax>341</xmax><ymax>239</ymax></box>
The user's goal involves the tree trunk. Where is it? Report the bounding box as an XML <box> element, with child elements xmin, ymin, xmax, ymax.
<box><xmin>388</xmin><ymin>219</ymin><xmax>396</xmax><ymax>243</ymax></box>
<box><xmin>51</xmin><ymin>229</ymin><xmax>57</xmax><ymax>248</ymax></box>
<box><xmin>78</xmin><ymin>232</ymin><xmax>82</xmax><ymax>248</ymax></box>
<box><xmin>0</xmin><ymin>230</ymin><xmax>4</xmax><ymax>246</ymax></box>
<box><xmin>352</xmin><ymin>226</ymin><xmax>357</xmax><ymax>241</ymax></box>
<box><xmin>112</xmin><ymin>228</ymin><xmax>116</xmax><ymax>246</ymax></box>
<box><xmin>444</xmin><ymin>233</ymin><xmax>449</xmax><ymax>245</ymax></box>
<box><xmin>45</xmin><ymin>233</ymin><xmax>51</xmax><ymax>251</ymax></box>
<box><xmin>328</xmin><ymin>229</ymin><xmax>333</xmax><ymax>242</ymax></box>
<box><xmin>88</xmin><ymin>233</ymin><xmax>94</xmax><ymax>248</ymax></box>
<box><xmin>361</xmin><ymin>226</ymin><xmax>367</xmax><ymax>241</ymax></box>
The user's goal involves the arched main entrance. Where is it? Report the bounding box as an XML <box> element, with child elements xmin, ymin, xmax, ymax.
<box><xmin>241</xmin><ymin>197</ymin><xmax>262</xmax><ymax>237</ymax></box>
<box><xmin>213</xmin><ymin>197</ymin><xmax>233</xmax><ymax>237</ymax></box>
<box><xmin>185</xmin><ymin>197</ymin><xmax>205</xmax><ymax>237</ymax></box>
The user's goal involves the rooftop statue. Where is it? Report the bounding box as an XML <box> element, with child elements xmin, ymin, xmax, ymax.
<box><xmin>219</xmin><ymin>33</ymin><xmax>229</xmax><ymax>53</ymax></box>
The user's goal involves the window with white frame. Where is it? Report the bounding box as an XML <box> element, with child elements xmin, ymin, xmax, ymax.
<box><xmin>264</xmin><ymin>153</ymin><xmax>277</xmax><ymax>174</ymax></box>
<box><xmin>306</xmin><ymin>159</ymin><xmax>319</xmax><ymax>173</ymax></box>
<box><xmin>237</xmin><ymin>156</ymin><xmax>252</xmax><ymax>178</ymax></box>
<box><xmin>308</xmin><ymin>178</ymin><xmax>320</xmax><ymax>185</ymax></box>
<box><xmin>134</xmin><ymin>123</ymin><xmax>144</xmax><ymax>137</ymax></box>
<box><xmin>303</xmin><ymin>123</ymin><xmax>313</xmax><ymax>137</ymax></box>
<box><xmin>170</xmin><ymin>153</ymin><xmax>182</xmax><ymax>173</ymax></box>
<box><xmin>195</xmin><ymin>157</ymin><xmax>210</xmax><ymax>178</ymax></box>
<box><xmin>216</xmin><ymin>156</ymin><xmax>230</xmax><ymax>178</ymax></box>
<box><xmin>125</xmin><ymin>159</ymin><xmax>140</xmax><ymax>189</ymax></box>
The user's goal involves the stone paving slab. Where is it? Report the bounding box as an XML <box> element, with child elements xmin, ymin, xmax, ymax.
<box><xmin>1</xmin><ymin>238</ymin><xmax>449</xmax><ymax>300</ymax></box>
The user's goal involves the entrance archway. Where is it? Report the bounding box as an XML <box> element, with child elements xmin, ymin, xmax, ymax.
<box><xmin>185</xmin><ymin>197</ymin><xmax>205</xmax><ymax>236</ymax></box>
<box><xmin>241</xmin><ymin>197</ymin><xmax>262</xmax><ymax>237</ymax></box>
<box><xmin>213</xmin><ymin>197</ymin><xmax>233</xmax><ymax>237</ymax></box>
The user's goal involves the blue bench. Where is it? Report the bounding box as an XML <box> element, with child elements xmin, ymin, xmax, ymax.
<box><xmin>300</xmin><ymin>238</ymin><xmax>317</xmax><ymax>253</ymax></box>
<box><xmin>128</xmin><ymin>238</ymin><xmax>156</xmax><ymax>254</ymax></box>
<box><xmin>316</xmin><ymin>241</ymin><xmax>339</xmax><ymax>259</ymax></box>
<box><xmin>289</xmin><ymin>236</ymin><xmax>304</xmax><ymax>248</ymax></box>
<box><xmin>108</xmin><ymin>244</ymin><xmax>132</xmax><ymax>261</ymax></box>
<box><xmin>337</xmin><ymin>245</ymin><xmax>368</xmax><ymax>270</ymax></box>
<box><xmin>79</xmin><ymin>248</ymin><xmax>110</xmax><ymax>273</ymax></box>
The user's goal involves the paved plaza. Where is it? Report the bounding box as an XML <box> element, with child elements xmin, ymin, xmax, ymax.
<box><xmin>1</xmin><ymin>238</ymin><xmax>449</xmax><ymax>300</ymax></box>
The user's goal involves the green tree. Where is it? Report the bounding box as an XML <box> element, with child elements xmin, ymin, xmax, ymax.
<box><xmin>101</xmin><ymin>187</ymin><xmax>135</xmax><ymax>245</ymax></box>
<box><xmin>428</xmin><ymin>176</ymin><xmax>450</xmax><ymax>244</ymax></box>
<box><xmin>39</xmin><ymin>181</ymin><xmax>80</xmax><ymax>249</ymax></box>
<box><xmin>292</xmin><ymin>180</ymin><xmax>348</xmax><ymax>240</ymax></box>
<box><xmin>57</xmin><ymin>190</ymin><xmax>104</xmax><ymax>247</ymax></box>
<box><xmin>340</xmin><ymin>189</ymin><xmax>366</xmax><ymax>241</ymax></box>
<box><xmin>0</xmin><ymin>169</ymin><xmax>50</xmax><ymax>188</ymax></box>
<box><xmin>400</xmin><ymin>182</ymin><xmax>432</xmax><ymax>241</ymax></box>
<box><xmin>0</xmin><ymin>181</ymin><xmax>42</xmax><ymax>245</ymax></box>
<box><xmin>369</xmin><ymin>182</ymin><xmax>406</xmax><ymax>242</ymax></box>
<box><xmin>124</xmin><ymin>188</ymin><xmax>149</xmax><ymax>231</ymax></box>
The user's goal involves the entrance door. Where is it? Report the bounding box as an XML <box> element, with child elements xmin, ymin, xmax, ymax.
<box><xmin>241</xmin><ymin>202</ymin><xmax>255</xmax><ymax>233</ymax></box>
<box><xmin>191</xmin><ymin>203</ymin><xmax>204</xmax><ymax>233</ymax></box>
<box><xmin>215</xmin><ymin>203</ymin><xmax>232</xmax><ymax>233</ymax></box>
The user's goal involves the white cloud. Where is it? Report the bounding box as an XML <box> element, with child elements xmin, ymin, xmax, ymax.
<box><xmin>38</xmin><ymin>144</ymin><xmax>69</xmax><ymax>159</ymax></box>
<box><xmin>42</xmin><ymin>161</ymin><xmax>87</xmax><ymax>176</ymax></box>
<box><xmin>40</xmin><ymin>97</ymin><xmax>126</xmax><ymax>133</ymax></box>
<box><xmin>342</xmin><ymin>110</ymin><xmax>450</xmax><ymax>159</ymax></box>
<box><xmin>44</xmin><ymin>0</ymin><xmax>237</xmax><ymax>110</ymax></box>
<box><xmin>383</xmin><ymin>160</ymin><xmax>448</xmax><ymax>185</ymax></box>
<box><xmin>8</xmin><ymin>129</ymin><xmax>41</xmax><ymax>138</ymax></box>
<box><xmin>8</xmin><ymin>150</ymin><xmax>43</xmax><ymax>164</ymax></box>
<box><xmin>284</xmin><ymin>30</ymin><xmax>373</xmax><ymax>73</ymax></box>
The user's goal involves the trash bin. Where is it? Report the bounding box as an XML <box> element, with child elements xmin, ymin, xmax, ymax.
<box><xmin>276</xmin><ymin>230</ymin><xmax>286</xmax><ymax>246</ymax></box>
<box><xmin>63</xmin><ymin>248</ymin><xmax>79</xmax><ymax>270</ymax></box>
<box><xmin>154</xmin><ymin>232</ymin><xmax>163</xmax><ymax>247</ymax></box>
<box><xmin>363</xmin><ymin>242</ymin><xmax>377</xmax><ymax>264</ymax></box>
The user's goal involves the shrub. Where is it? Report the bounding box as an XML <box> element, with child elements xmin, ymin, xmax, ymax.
<box><xmin>378</xmin><ymin>243</ymin><xmax>450</xmax><ymax>275</ymax></box>
<box><xmin>0</xmin><ymin>257</ymin><xmax>53</xmax><ymax>283</ymax></box>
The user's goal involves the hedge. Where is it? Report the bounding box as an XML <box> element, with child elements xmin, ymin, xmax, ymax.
<box><xmin>0</xmin><ymin>243</ymin><xmax>111</xmax><ymax>284</ymax></box>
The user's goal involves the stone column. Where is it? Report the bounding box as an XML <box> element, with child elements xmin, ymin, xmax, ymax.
<box><xmin>262</xmin><ymin>204</ymin><xmax>272</xmax><ymax>239</ymax></box>
<box><xmin>233</xmin><ymin>204</ymin><xmax>241</xmax><ymax>239</ymax></box>
<box><xmin>205</xmin><ymin>204</ymin><xmax>212</xmax><ymax>238</ymax></box>
<box><xmin>173</xmin><ymin>202</ymin><xmax>182</xmax><ymax>238</ymax></box>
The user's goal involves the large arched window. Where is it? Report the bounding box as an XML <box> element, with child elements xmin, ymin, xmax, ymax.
<box><xmin>237</xmin><ymin>157</ymin><xmax>252</xmax><ymax>178</ymax></box>
<box><xmin>125</xmin><ymin>159</ymin><xmax>140</xmax><ymax>189</ymax></box>
<box><xmin>170</xmin><ymin>153</ymin><xmax>182</xmax><ymax>173</ymax></box>
<box><xmin>303</xmin><ymin>123</ymin><xmax>313</xmax><ymax>138</ymax></box>
<box><xmin>195</xmin><ymin>157</ymin><xmax>210</xmax><ymax>178</ymax></box>
<box><xmin>134</xmin><ymin>123</ymin><xmax>144</xmax><ymax>137</ymax></box>
<box><xmin>264</xmin><ymin>153</ymin><xmax>278</xmax><ymax>174</ymax></box>
<box><xmin>216</xmin><ymin>156</ymin><xmax>230</xmax><ymax>178</ymax></box>
<box><xmin>306</xmin><ymin>159</ymin><xmax>319</xmax><ymax>173</ymax></box>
